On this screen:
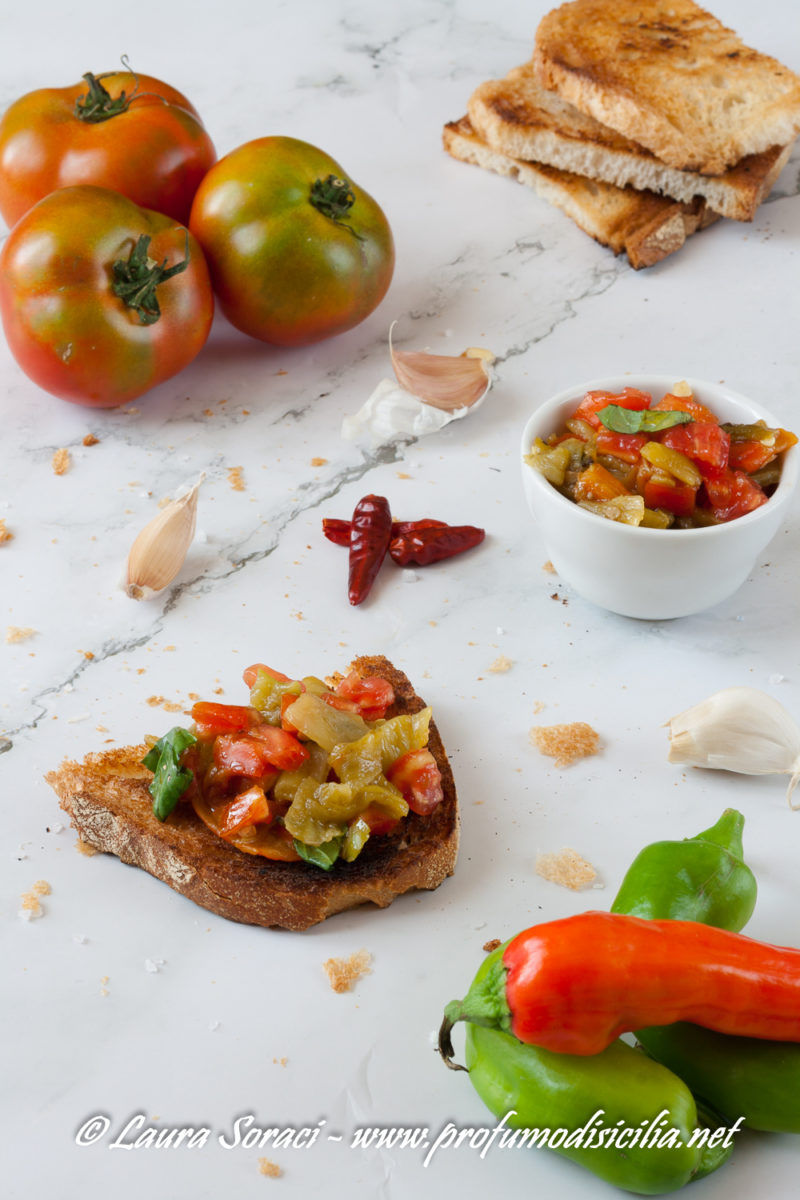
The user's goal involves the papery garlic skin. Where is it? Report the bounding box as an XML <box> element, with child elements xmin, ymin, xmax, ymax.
<box><xmin>124</xmin><ymin>475</ymin><xmax>203</xmax><ymax>600</ymax></box>
<box><xmin>341</xmin><ymin>379</ymin><xmax>482</xmax><ymax>446</ymax></box>
<box><xmin>668</xmin><ymin>686</ymin><xmax>800</xmax><ymax>806</ymax></box>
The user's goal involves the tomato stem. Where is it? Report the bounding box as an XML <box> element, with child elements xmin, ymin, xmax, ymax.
<box><xmin>309</xmin><ymin>175</ymin><xmax>365</xmax><ymax>241</ymax></box>
<box><xmin>74</xmin><ymin>71</ymin><xmax>134</xmax><ymax>123</ymax></box>
<box><xmin>111</xmin><ymin>234</ymin><xmax>190</xmax><ymax>325</ymax></box>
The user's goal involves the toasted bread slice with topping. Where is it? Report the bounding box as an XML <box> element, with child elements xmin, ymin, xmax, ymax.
<box><xmin>46</xmin><ymin>655</ymin><xmax>459</xmax><ymax>931</ymax></box>
<box><xmin>533</xmin><ymin>0</ymin><xmax>800</xmax><ymax>174</ymax></box>
<box><xmin>443</xmin><ymin>116</ymin><xmax>717</xmax><ymax>269</ymax></box>
<box><xmin>468</xmin><ymin>64</ymin><xmax>793</xmax><ymax>221</ymax></box>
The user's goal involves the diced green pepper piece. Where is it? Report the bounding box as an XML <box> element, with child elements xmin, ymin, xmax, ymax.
<box><xmin>248</xmin><ymin>669</ymin><xmax>303</xmax><ymax>725</ymax></box>
<box><xmin>524</xmin><ymin>439</ymin><xmax>572</xmax><ymax>486</ymax></box>
<box><xmin>284</xmin><ymin>779</ymin><xmax>364</xmax><ymax>845</ymax></box>
<box><xmin>342</xmin><ymin>818</ymin><xmax>371</xmax><ymax>863</ymax></box>
<box><xmin>286</xmin><ymin>692</ymin><xmax>369</xmax><ymax>752</ymax></box>
<box><xmin>273</xmin><ymin>741</ymin><xmax>329</xmax><ymax>803</ymax></box>
<box><xmin>330</xmin><ymin>709</ymin><xmax>431</xmax><ymax>790</ymax></box>
<box><xmin>359</xmin><ymin>781</ymin><xmax>409</xmax><ymax>821</ymax></box>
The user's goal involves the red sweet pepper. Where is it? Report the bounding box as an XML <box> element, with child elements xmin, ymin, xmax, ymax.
<box><xmin>442</xmin><ymin>910</ymin><xmax>800</xmax><ymax>1057</ymax></box>
<box><xmin>347</xmin><ymin>494</ymin><xmax>392</xmax><ymax>605</ymax></box>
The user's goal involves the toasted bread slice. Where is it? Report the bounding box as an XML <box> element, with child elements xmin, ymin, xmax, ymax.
<box><xmin>46</xmin><ymin>655</ymin><xmax>459</xmax><ymax>931</ymax></box>
<box><xmin>533</xmin><ymin>0</ymin><xmax>800</xmax><ymax>174</ymax></box>
<box><xmin>443</xmin><ymin>116</ymin><xmax>717</xmax><ymax>269</ymax></box>
<box><xmin>468</xmin><ymin>64</ymin><xmax>793</xmax><ymax>221</ymax></box>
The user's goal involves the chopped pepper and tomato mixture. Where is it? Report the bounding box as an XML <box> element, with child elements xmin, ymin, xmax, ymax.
<box><xmin>142</xmin><ymin>663</ymin><xmax>444</xmax><ymax>871</ymax></box>
<box><xmin>526</xmin><ymin>384</ymin><xmax>797</xmax><ymax>529</ymax></box>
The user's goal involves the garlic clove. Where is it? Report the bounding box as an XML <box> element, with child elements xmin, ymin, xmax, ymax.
<box><xmin>667</xmin><ymin>686</ymin><xmax>800</xmax><ymax>807</ymax></box>
<box><xmin>124</xmin><ymin>475</ymin><xmax>204</xmax><ymax>600</ymax></box>
<box><xmin>389</xmin><ymin>325</ymin><xmax>493</xmax><ymax>412</ymax></box>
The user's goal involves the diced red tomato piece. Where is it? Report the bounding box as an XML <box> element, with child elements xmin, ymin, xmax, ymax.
<box><xmin>191</xmin><ymin>702</ymin><xmax>257</xmax><ymax>737</ymax></box>
<box><xmin>701</xmin><ymin>466</ymin><xmax>768</xmax><ymax>522</ymax></box>
<box><xmin>218</xmin><ymin>786</ymin><xmax>272</xmax><ymax>837</ymax></box>
<box><xmin>595</xmin><ymin>429</ymin><xmax>648</xmax><ymax>464</ymax></box>
<box><xmin>652</xmin><ymin>393</ymin><xmax>718</xmax><ymax>424</ymax></box>
<box><xmin>242</xmin><ymin>663</ymin><xmax>293</xmax><ymax>689</ymax></box>
<box><xmin>572</xmin><ymin>387</ymin><xmax>651</xmax><ymax>430</ymax></box>
<box><xmin>213</xmin><ymin>735</ymin><xmax>271</xmax><ymax>777</ymax></box>
<box><xmin>359</xmin><ymin>803</ymin><xmax>400</xmax><ymax>836</ymax></box>
<box><xmin>641</xmin><ymin>473</ymin><xmax>697</xmax><ymax>518</ymax></box>
<box><xmin>214</xmin><ymin>728</ymin><xmax>308</xmax><ymax>776</ymax></box>
<box><xmin>661</xmin><ymin>422</ymin><xmax>730</xmax><ymax>471</ymax></box>
<box><xmin>386</xmin><ymin>748</ymin><xmax>443</xmax><ymax>816</ymax></box>
<box><xmin>330</xmin><ymin>671</ymin><xmax>395</xmax><ymax>721</ymax></box>
<box><xmin>248</xmin><ymin>725</ymin><xmax>310</xmax><ymax>769</ymax></box>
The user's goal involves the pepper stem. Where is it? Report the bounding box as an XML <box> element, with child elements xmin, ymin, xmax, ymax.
<box><xmin>438</xmin><ymin>1003</ymin><xmax>468</xmax><ymax>1072</ymax></box>
<box><xmin>309</xmin><ymin>175</ymin><xmax>365</xmax><ymax>241</ymax></box>
<box><xmin>111</xmin><ymin>234</ymin><xmax>190</xmax><ymax>326</ymax></box>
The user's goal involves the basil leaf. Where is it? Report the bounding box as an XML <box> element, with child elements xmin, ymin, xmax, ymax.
<box><xmin>597</xmin><ymin>405</ymin><xmax>694</xmax><ymax>434</ymax></box>
<box><xmin>142</xmin><ymin>727</ymin><xmax>197</xmax><ymax>822</ymax></box>
<box><xmin>293</xmin><ymin>835</ymin><xmax>344</xmax><ymax>871</ymax></box>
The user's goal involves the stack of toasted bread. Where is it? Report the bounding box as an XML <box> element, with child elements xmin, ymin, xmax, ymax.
<box><xmin>444</xmin><ymin>0</ymin><xmax>800</xmax><ymax>267</ymax></box>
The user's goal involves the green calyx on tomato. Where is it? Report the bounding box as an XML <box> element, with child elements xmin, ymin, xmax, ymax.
<box><xmin>309</xmin><ymin>174</ymin><xmax>364</xmax><ymax>240</ymax></box>
<box><xmin>74</xmin><ymin>70</ymin><xmax>136</xmax><ymax>123</ymax></box>
<box><xmin>111</xmin><ymin>233</ymin><xmax>190</xmax><ymax>326</ymax></box>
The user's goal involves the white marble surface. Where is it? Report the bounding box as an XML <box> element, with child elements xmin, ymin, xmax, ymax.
<box><xmin>2</xmin><ymin>2</ymin><xmax>800</xmax><ymax>1197</ymax></box>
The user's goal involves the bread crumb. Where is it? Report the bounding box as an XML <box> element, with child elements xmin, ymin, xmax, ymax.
<box><xmin>272</xmin><ymin>1057</ymin><xmax>288</xmax><ymax>1067</ymax></box>
<box><xmin>482</xmin><ymin>938</ymin><xmax>501</xmax><ymax>953</ymax></box>
<box><xmin>19</xmin><ymin>879</ymin><xmax>51</xmax><ymax>919</ymax></box>
<box><xmin>532</xmin><ymin>700</ymin><xmax>546</xmax><ymax>715</ymax></box>
<box><xmin>536</xmin><ymin>848</ymin><xmax>597</xmax><ymax>890</ymax></box>
<box><xmin>258</xmin><ymin>1158</ymin><xmax>283</xmax><ymax>1178</ymax></box>
<box><xmin>145</xmin><ymin>695</ymin><xmax>183</xmax><ymax>712</ymax></box>
<box><xmin>396</xmin><ymin>472</ymin><xmax>412</xmax><ymax>479</ymax></box>
<box><xmin>0</xmin><ymin>518</ymin><xmax>13</xmax><ymax>545</ymax></box>
<box><xmin>52</xmin><ymin>447</ymin><xmax>71</xmax><ymax>475</ymax></box>
<box><xmin>529</xmin><ymin>721</ymin><xmax>600</xmax><ymax>767</ymax></box>
<box><xmin>310</xmin><ymin>457</ymin><xmax>328</xmax><ymax>467</ymax></box>
<box><xmin>542</xmin><ymin>560</ymin><xmax>556</xmax><ymax>574</ymax></box>
<box><xmin>228</xmin><ymin>466</ymin><xmax>246</xmax><ymax>492</ymax></box>
<box><xmin>83</xmin><ymin>433</ymin><xmax>99</xmax><ymax>446</ymax></box>
<box><xmin>488</xmin><ymin>655</ymin><xmax>513</xmax><ymax>674</ymax></box>
<box><xmin>76</xmin><ymin>838</ymin><xmax>99</xmax><ymax>856</ymax></box>
<box><xmin>323</xmin><ymin>949</ymin><xmax>372</xmax><ymax>993</ymax></box>
<box><xmin>6</xmin><ymin>626</ymin><xmax>36</xmax><ymax>643</ymax></box>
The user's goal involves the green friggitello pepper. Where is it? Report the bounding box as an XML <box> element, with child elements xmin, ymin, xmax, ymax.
<box><xmin>610</xmin><ymin>808</ymin><xmax>756</xmax><ymax>931</ymax></box>
<box><xmin>459</xmin><ymin>947</ymin><xmax>732</xmax><ymax>1195</ymax></box>
<box><xmin>612</xmin><ymin>808</ymin><xmax>800</xmax><ymax>1133</ymax></box>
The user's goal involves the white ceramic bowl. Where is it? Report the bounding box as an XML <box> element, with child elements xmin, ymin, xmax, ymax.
<box><xmin>520</xmin><ymin>375</ymin><xmax>798</xmax><ymax>620</ymax></box>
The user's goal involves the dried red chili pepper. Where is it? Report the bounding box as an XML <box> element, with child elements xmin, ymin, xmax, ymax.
<box><xmin>323</xmin><ymin>516</ymin><xmax>447</xmax><ymax>548</ymax></box>
<box><xmin>322</xmin><ymin>517</ymin><xmax>352</xmax><ymax>547</ymax></box>
<box><xmin>389</xmin><ymin>524</ymin><xmax>485</xmax><ymax>566</ymax></box>
<box><xmin>441</xmin><ymin>910</ymin><xmax>800</xmax><ymax>1058</ymax></box>
<box><xmin>347</xmin><ymin>494</ymin><xmax>392</xmax><ymax>606</ymax></box>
